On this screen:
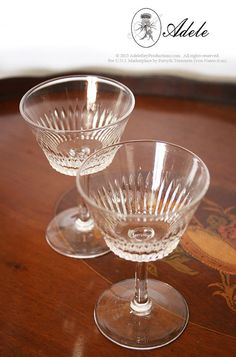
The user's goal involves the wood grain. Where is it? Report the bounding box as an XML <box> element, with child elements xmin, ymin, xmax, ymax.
<box><xmin>0</xmin><ymin>75</ymin><xmax>236</xmax><ymax>356</ymax></box>
<box><xmin>0</xmin><ymin>73</ymin><xmax>236</xmax><ymax>105</ymax></box>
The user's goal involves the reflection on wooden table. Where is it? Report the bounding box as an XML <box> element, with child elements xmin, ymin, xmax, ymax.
<box><xmin>0</xmin><ymin>74</ymin><xmax>236</xmax><ymax>356</ymax></box>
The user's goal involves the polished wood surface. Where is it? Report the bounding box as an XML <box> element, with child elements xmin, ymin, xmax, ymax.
<box><xmin>1</xmin><ymin>72</ymin><xmax>236</xmax><ymax>105</ymax></box>
<box><xmin>0</xmin><ymin>76</ymin><xmax>236</xmax><ymax>356</ymax></box>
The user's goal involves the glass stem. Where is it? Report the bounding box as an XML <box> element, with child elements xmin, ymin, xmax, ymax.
<box><xmin>75</xmin><ymin>196</ymin><xmax>94</xmax><ymax>232</ymax></box>
<box><xmin>130</xmin><ymin>262</ymin><xmax>152</xmax><ymax>315</ymax></box>
<box><xmin>78</xmin><ymin>199</ymin><xmax>91</xmax><ymax>221</ymax></box>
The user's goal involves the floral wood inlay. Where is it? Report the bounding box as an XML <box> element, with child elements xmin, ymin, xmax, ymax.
<box><xmin>209</xmin><ymin>272</ymin><xmax>236</xmax><ymax>312</ymax></box>
<box><xmin>181</xmin><ymin>197</ymin><xmax>236</xmax><ymax>311</ymax></box>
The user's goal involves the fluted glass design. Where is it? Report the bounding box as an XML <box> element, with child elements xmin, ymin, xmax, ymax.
<box><xmin>19</xmin><ymin>76</ymin><xmax>135</xmax><ymax>258</ymax></box>
<box><xmin>21</xmin><ymin>76</ymin><xmax>134</xmax><ymax>176</ymax></box>
<box><xmin>77</xmin><ymin>140</ymin><xmax>210</xmax><ymax>349</ymax></box>
<box><xmin>78</xmin><ymin>141</ymin><xmax>209</xmax><ymax>262</ymax></box>
<box><xmin>90</xmin><ymin>171</ymin><xmax>196</xmax><ymax>262</ymax></box>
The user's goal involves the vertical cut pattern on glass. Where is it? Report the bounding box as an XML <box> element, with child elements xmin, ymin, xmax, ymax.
<box><xmin>35</xmin><ymin>103</ymin><xmax>125</xmax><ymax>175</ymax></box>
<box><xmin>91</xmin><ymin>171</ymin><xmax>195</xmax><ymax>262</ymax></box>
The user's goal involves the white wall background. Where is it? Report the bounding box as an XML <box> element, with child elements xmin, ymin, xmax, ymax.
<box><xmin>0</xmin><ymin>0</ymin><xmax>235</xmax><ymax>81</ymax></box>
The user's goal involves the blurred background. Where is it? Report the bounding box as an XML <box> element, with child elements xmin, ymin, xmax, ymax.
<box><xmin>0</xmin><ymin>0</ymin><xmax>235</xmax><ymax>82</ymax></box>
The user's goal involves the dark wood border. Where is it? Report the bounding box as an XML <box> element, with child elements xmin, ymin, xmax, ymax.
<box><xmin>0</xmin><ymin>72</ymin><xmax>235</xmax><ymax>105</ymax></box>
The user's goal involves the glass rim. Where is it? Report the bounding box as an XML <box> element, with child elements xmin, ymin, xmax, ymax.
<box><xmin>77</xmin><ymin>139</ymin><xmax>210</xmax><ymax>220</ymax></box>
<box><xmin>19</xmin><ymin>74</ymin><xmax>135</xmax><ymax>134</ymax></box>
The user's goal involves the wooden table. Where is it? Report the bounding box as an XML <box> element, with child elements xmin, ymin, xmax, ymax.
<box><xmin>0</xmin><ymin>74</ymin><xmax>236</xmax><ymax>356</ymax></box>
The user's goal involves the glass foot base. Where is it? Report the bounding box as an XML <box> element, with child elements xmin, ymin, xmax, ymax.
<box><xmin>46</xmin><ymin>207</ymin><xmax>110</xmax><ymax>258</ymax></box>
<box><xmin>94</xmin><ymin>279</ymin><xmax>189</xmax><ymax>350</ymax></box>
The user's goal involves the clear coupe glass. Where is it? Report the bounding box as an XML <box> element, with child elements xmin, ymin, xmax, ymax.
<box><xmin>77</xmin><ymin>140</ymin><xmax>210</xmax><ymax>349</ymax></box>
<box><xmin>19</xmin><ymin>75</ymin><xmax>135</xmax><ymax>258</ymax></box>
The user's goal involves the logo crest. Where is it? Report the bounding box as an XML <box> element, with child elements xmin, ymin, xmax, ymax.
<box><xmin>131</xmin><ymin>8</ymin><xmax>162</xmax><ymax>48</ymax></box>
